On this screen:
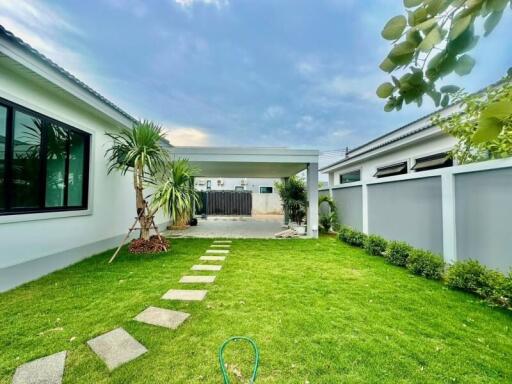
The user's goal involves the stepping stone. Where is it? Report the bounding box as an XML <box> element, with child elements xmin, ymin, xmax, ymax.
<box><xmin>87</xmin><ymin>328</ymin><xmax>147</xmax><ymax>371</ymax></box>
<box><xmin>12</xmin><ymin>351</ymin><xmax>66</xmax><ymax>384</ymax></box>
<box><xmin>200</xmin><ymin>256</ymin><xmax>226</xmax><ymax>261</ymax></box>
<box><xmin>191</xmin><ymin>264</ymin><xmax>222</xmax><ymax>271</ymax></box>
<box><xmin>213</xmin><ymin>240</ymin><xmax>232</xmax><ymax>244</ymax></box>
<box><xmin>134</xmin><ymin>306</ymin><xmax>190</xmax><ymax>329</ymax></box>
<box><xmin>180</xmin><ymin>275</ymin><xmax>216</xmax><ymax>284</ymax></box>
<box><xmin>210</xmin><ymin>244</ymin><xmax>231</xmax><ymax>248</ymax></box>
<box><xmin>162</xmin><ymin>289</ymin><xmax>208</xmax><ymax>301</ymax></box>
<box><xmin>206</xmin><ymin>249</ymin><xmax>229</xmax><ymax>254</ymax></box>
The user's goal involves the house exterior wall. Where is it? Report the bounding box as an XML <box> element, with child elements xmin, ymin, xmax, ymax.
<box><xmin>330</xmin><ymin>133</ymin><xmax>457</xmax><ymax>185</ymax></box>
<box><xmin>331</xmin><ymin>186</ymin><xmax>363</xmax><ymax>231</ymax></box>
<box><xmin>0</xmin><ymin>59</ymin><xmax>169</xmax><ymax>292</ymax></box>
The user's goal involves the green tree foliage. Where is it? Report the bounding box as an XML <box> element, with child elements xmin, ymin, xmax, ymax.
<box><xmin>433</xmin><ymin>75</ymin><xmax>512</xmax><ymax>163</ymax></box>
<box><xmin>275</xmin><ymin>176</ymin><xmax>308</xmax><ymax>225</ymax></box>
<box><xmin>378</xmin><ymin>0</ymin><xmax>510</xmax><ymax>114</ymax></box>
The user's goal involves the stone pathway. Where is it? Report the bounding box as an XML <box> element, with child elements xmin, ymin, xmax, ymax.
<box><xmin>12</xmin><ymin>351</ymin><xmax>66</xmax><ymax>384</ymax></box>
<box><xmin>180</xmin><ymin>275</ymin><xmax>217</xmax><ymax>283</ymax></box>
<box><xmin>87</xmin><ymin>328</ymin><xmax>147</xmax><ymax>371</ymax></box>
<box><xmin>162</xmin><ymin>289</ymin><xmax>208</xmax><ymax>301</ymax></box>
<box><xmin>134</xmin><ymin>307</ymin><xmax>190</xmax><ymax>330</ymax></box>
<box><xmin>206</xmin><ymin>249</ymin><xmax>229</xmax><ymax>254</ymax></box>
<box><xmin>191</xmin><ymin>264</ymin><xmax>222</xmax><ymax>271</ymax></box>
<box><xmin>200</xmin><ymin>256</ymin><xmax>226</xmax><ymax>261</ymax></box>
<box><xmin>12</xmin><ymin>238</ymin><xmax>232</xmax><ymax>381</ymax></box>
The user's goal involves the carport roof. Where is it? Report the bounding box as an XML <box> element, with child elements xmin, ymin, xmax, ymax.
<box><xmin>169</xmin><ymin>146</ymin><xmax>319</xmax><ymax>178</ymax></box>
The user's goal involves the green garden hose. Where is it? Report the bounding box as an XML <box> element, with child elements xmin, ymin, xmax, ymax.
<box><xmin>219</xmin><ymin>336</ymin><xmax>259</xmax><ymax>383</ymax></box>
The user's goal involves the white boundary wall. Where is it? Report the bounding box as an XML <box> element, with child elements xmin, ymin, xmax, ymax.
<box><xmin>321</xmin><ymin>157</ymin><xmax>512</xmax><ymax>272</ymax></box>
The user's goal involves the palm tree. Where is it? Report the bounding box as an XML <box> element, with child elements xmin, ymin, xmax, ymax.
<box><xmin>152</xmin><ymin>158</ymin><xmax>201</xmax><ymax>228</ymax></box>
<box><xmin>105</xmin><ymin>121</ymin><xmax>169</xmax><ymax>241</ymax></box>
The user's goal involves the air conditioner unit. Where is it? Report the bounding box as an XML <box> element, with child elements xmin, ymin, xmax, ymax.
<box><xmin>196</xmin><ymin>179</ymin><xmax>205</xmax><ymax>186</ymax></box>
<box><xmin>217</xmin><ymin>179</ymin><xmax>224</xmax><ymax>186</ymax></box>
<box><xmin>240</xmin><ymin>178</ymin><xmax>248</xmax><ymax>186</ymax></box>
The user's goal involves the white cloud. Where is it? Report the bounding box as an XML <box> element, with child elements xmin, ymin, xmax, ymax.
<box><xmin>173</xmin><ymin>0</ymin><xmax>229</xmax><ymax>8</ymax></box>
<box><xmin>164</xmin><ymin>124</ymin><xmax>213</xmax><ymax>146</ymax></box>
<box><xmin>263</xmin><ymin>105</ymin><xmax>285</xmax><ymax>120</ymax></box>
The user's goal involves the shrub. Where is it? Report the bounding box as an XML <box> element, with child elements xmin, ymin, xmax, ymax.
<box><xmin>406</xmin><ymin>249</ymin><xmax>444</xmax><ymax>280</ymax></box>
<box><xmin>338</xmin><ymin>226</ymin><xmax>367</xmax><ymax>248</ymax></box>
<box><xmin>385</xmin><ymin>241</ymin><xmax>413</xmax><ymax>267</ymax></box>
<box><xmin>445</xmin><ymin>260</ymin><xmax>496</xmax><ymax>294</ymax></box>
<box><xmin>365</xmin><ymin>234</ymin><xmax>387</xmax><ymax>256</ymax></box>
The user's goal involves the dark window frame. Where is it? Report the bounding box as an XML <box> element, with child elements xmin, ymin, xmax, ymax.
<box><xmin>259</xmin><ymin>186</ymin><xmax>273</xmax><ymax>194</ymax></box>
<box><xmin>0</xmin><ymin>97</ymin><xmax>90</xmax><ymax>216</ymax></box>
<box><xmin>339</xmin><ymin>170</ymin><xmax>361</xmax><ymax>184</ymax></box>
<box><xmin>374</xmin><ymin>161</ymin><xmax>408</xmax><ymax>178</ymax></box>
<box><xmin>411</xmin><ymin>152</ymin><xmax>453</xmax><ymax>172</ymax></box>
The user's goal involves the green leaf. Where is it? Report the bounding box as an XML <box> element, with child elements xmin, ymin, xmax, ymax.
<box><xmin>472</xmin><ymin>116</ymin><xmax>504</xmax><ymax>143</ymax></box>
<box><xmin>382</xmin><ymin>15</ymin><xmax>408</xmax><ymax>40</ymax></box>
<box><xmin>484</xmin><ymin>11</ymin><xmax>503</xmax><ymax>36</ymax></box>
<box><xmin>384</xmin><ymin>99</ymin><xmax>396</xmax><ymax>112</ymax></box>
<box><xmin>413</xmin><ymin>17</ymin><xmax>438</xmax><ymax>31</ymax></box>
<box><xmin>487</xmin><ymin>0</ymin><xmax>509</xmax><ymax>11</ymax></box>
<box><xmin>404</xmin><ymin>0</ymin><xmax>423</xmax><ymax>7</ymax></box>
<box><xmin>418</xmin><ymin>26</ymin><xmax>442</xmax><ymax>52</ymax></box>
<box><xmin>377</xmin><ymin>82</ymin><xmax>395</xmax><ymax>98</ymax></box>
<box><xmin>447</xmin><ymin>26</ymin><xmax>478</xmax><ymax>55</ymax></box>
<box><xmin>441</xmin><ymin>94</ymin><xmax>450</xmax><ymax>107</ymax></box>
<box><xmin>440</xmin><ymin>85</ymin><xmax>460</xmax><ymax>93</ymax></box>
<box><xmin>449</xmin><ymin>15</ymin><xmax>473</xmax><ymax>40</ymax></box>
<box><xmin>425</xmin><ymin>0</ymin><xmax>444</xmax><ymax>15</ymax></box>
<box><xmin>388</xmin><ymin>41</ymin><xmax>416</xmax><ymax>65</ymax></box>
<box><xmin>454</xmin><ymin>54</ymin><xmax>476</xmax><ymax>76</ymax></box>
<box><xmin>406</xmin><ymin>30</ymin><xmax>423</xmax><ymax>46</ymax></box>
<box><xmin>481</xmin><ymin>101</ymin><xmax>512</xmax><ymax>119</ymax></box>
<box><xmin>408</xmin><ymin>7</ymin><xmax>429</xmax><ymax>26</ymax></box>
<box><xmin>379</xmin><ymin>57</ymin><xmax>398</xmax><ymax>73</ymax></box>
<box><xmin>427</xmin><ymin>90</ymin><xmax>442</xmax><ymax>106</ymax></box>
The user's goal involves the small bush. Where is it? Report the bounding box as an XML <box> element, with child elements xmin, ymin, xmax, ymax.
<box><xmin>338</xmin><ymin>226</ymin><xmax>367</xmax><ymax>247</ymax></box>
<box><xmin>406</xmin><ymin>249</ymin><xmax>444</xmax><ymax>280</ymax></box>
<box><xmin>385</xmin><ymin>241</ymin><xmax>413</xmax><ymax>267</ymax></box>
<box><xmin>365</xmin><ymin>234</ymin><xmax>387</xmax><ymax>256</ymax></box>
<box><xmin>445</xmin><ymin>260</ymin><xmax>496</xmax><ymax>294</ymax></box>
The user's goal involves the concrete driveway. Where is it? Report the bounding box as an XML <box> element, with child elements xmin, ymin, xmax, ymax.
<box><xmin>167</xmin><ymin>215</ymin><xmax>285</xmax><ymax>238</ymax></box>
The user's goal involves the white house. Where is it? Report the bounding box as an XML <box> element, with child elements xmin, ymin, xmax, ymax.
<box><xmin>0</xmin><ymin>26</ymin><xmax>320</xmax><ymax>291</ymax></box>
<box><xmin>321</xmin><ymin>106</ymin><xmax>459</xmax><ymax>186</ymax></box>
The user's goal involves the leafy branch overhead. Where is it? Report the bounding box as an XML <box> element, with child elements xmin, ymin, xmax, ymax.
<box><xmin>377</xmin><ymin>0</ymin><xmax>511</xmax><ymax>114</ymax></box>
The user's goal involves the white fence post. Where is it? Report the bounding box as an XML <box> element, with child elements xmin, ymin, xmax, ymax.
<box><xmin>441</xmin><ymin>172</ymin><xmax>457</xmax><ymax>264</ymax></box>
<box><xmin>362</xmin><ymin>183</ymin><xmax>369</xmax><ymax>234</ymax></box>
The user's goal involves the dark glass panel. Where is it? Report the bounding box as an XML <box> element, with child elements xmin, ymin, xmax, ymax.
<box><xmin>45</xmin><ymin>124</ymin><xmax>68</xmax><ymax>207</ymax></box>
<box><xmin>0</xmin><ymin>106</ymin><xmax>6</xmax><ymax>210</ymax></box>
<box><xmin>67</xmin><ymin>130</ymin><xmax>85</xmax><ymax>207</ymax></box>
<box><xmin>12</xmin><ymin>111</ymin><xmax>42</xmax><ymax>208</ymax></box>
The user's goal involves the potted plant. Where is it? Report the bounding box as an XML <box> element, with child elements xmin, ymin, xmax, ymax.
<box><xmin>275</xmin><ymin>176</ymin><xmax>308</xmax><ymax>235</ymax></box>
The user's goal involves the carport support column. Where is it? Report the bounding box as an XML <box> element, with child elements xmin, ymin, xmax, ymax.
<box><xmin>282</xmin><ymin>177</ymin><xmax>290</xmax><ymax>226</ymax></box>
<box><xmin>307</xmin><ymin>163</ymin><xmax>319</xmax><ymax>238</ymax></box>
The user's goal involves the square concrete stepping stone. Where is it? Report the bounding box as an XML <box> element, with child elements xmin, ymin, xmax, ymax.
<box><xmin>134</xmin><ymin>306</ymin><xmax>190</xmax><ymax>329</ymax></box>
<box><xmin>200</xmin><ymin>256</ymin><xmax>226</xmax><ymax>261</ymax></box>
<box><xmin>12</xmin><ymin>351</ymin><xmax>66</xmax><ymax>384</ymax></box>
<box><xmin>213</xmin><ymin>240</ymin><xmax>232</xmax><ymax>244</ymax></box>
<box><xmin>206</xmin><ymin>249</ymin><xmax>229</xmax><ymax>254</ymax></box>
<box><xmin>87</xmin><ymin>328</ymin><xmax>147</xmax><ymax>371</ymax></box>
<box><xmin>210</xmin><ymin>244</ymin><xmax>231</xmax><ymax>248</ymax></box>
<box><xmin>162</xmin><ymin>289</ymin><xmax>208</xmax><ymax>301</ymax></box>
<box><xmin>191</xmin><ymin>264</ymin><xmax>222</xmax><ymax>271</ymax></box>
<box><xmin>180</xmin><ymin>275</ymin><xmax>216</xmax><ymax>283</ymax></box>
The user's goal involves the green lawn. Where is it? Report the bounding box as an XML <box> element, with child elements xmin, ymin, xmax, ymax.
<box><xmin>1</xmin><ymin>236</ymin><xmax>511</xmax><ymax>383</ymax></box>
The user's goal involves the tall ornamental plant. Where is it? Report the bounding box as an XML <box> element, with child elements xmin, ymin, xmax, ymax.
<box><xmin>106</xmin><ymin>120</ymin><xmax>169</xmax><ymax>243</ymax></box>
<box><xmin>275</xmin><ymin>176</ymin><xmax>307</xmax><ymax>225</ymax></box>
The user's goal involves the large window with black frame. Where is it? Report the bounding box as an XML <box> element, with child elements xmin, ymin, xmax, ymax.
<box><xmin>0</xmin><ymin>99</ymin><xmax>90</xmax><ymax>215</ymax></box>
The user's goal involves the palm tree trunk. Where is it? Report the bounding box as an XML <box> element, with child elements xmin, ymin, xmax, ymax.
<box><xmin>134</xmin><ymin>163</ymin><xmax>151</xmax><ymax>241</ymax></box>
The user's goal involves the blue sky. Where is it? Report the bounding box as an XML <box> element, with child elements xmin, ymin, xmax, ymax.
<box><xmin>1</xmin><ymin>0</ymin><xmax>511</xmax><ymax>162</ymax></box>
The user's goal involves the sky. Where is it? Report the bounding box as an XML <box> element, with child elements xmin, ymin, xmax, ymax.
<box><xmin>1</xmin><ymin>0</ymin><xmax>511</xmax><ymax>166</ymax></box>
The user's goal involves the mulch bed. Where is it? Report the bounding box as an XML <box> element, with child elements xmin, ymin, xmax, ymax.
<box><xmin>128</xmin><ymin>235</ymin><xmax>170</xmax><ymax>254</ymax></box>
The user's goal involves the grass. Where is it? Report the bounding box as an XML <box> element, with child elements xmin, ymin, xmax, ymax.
<box><xmin>1</xmin><ymin>236</ymin><xmax>511</xmax><ymax>383</ymax></box>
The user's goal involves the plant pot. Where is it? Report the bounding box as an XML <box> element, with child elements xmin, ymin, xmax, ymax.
<box><xmin>295</xmin><ymin>225</ymin><xmax>306</xmax><ymax>235</ymax></box>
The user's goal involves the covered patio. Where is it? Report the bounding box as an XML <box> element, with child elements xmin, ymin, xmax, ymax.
<box><xmin>168</xmin><ymin>147</ymin><xmax>320</xmax><ymax>238</ymax></box>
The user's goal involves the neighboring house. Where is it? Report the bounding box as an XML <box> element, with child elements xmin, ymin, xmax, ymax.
<box><xmin>194</xmin><ymin>177</ymin><xmax>283</xmax><ymax>215</ymax></box>
<box><xmin>321</xmin><ymin>106</ymin><xmax>458</xmax><ymax>186</ymax></box>
<box><xmin>0</xmin><ymin>26</ymin><xmax>170</xmax><ymax>291</ymax></box>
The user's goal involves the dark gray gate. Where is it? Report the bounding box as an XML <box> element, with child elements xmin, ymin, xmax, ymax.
<box><xmin>197</xmin><ymin>191</ymin><xmax>252</xmax><ymax>216</ymax></box>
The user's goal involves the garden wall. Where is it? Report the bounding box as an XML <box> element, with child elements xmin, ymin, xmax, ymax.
<box><xmin>321</xmin><ymin>158</ymin><xmax>512</xmax><ymax>272</ymax></box>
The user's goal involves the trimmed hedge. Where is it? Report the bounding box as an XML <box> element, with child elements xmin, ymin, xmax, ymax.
<box><xmin>365</xmin><ymin>235</ymin><xmax>387</xmax><ymax>256</ymax></box>
<box><xmin>338</xmin><ymin>226</ymin><xmax>367</xmax><ymax>247</ymax></box>
<box><xmin>406</xmin><ymin>249</ymin><xmax>444</xmax><ymax>280</ymax></box>
<box><xmin>385</xmin><ymin>241</ymin><xmax>412</xmax><ymax>267</ymax></box>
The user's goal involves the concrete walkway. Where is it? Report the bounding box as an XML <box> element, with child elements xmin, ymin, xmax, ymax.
<box><xmin>167</xmin><ymin>215</ymin><xmax>284</xmax><ymax>238</ymax></box>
